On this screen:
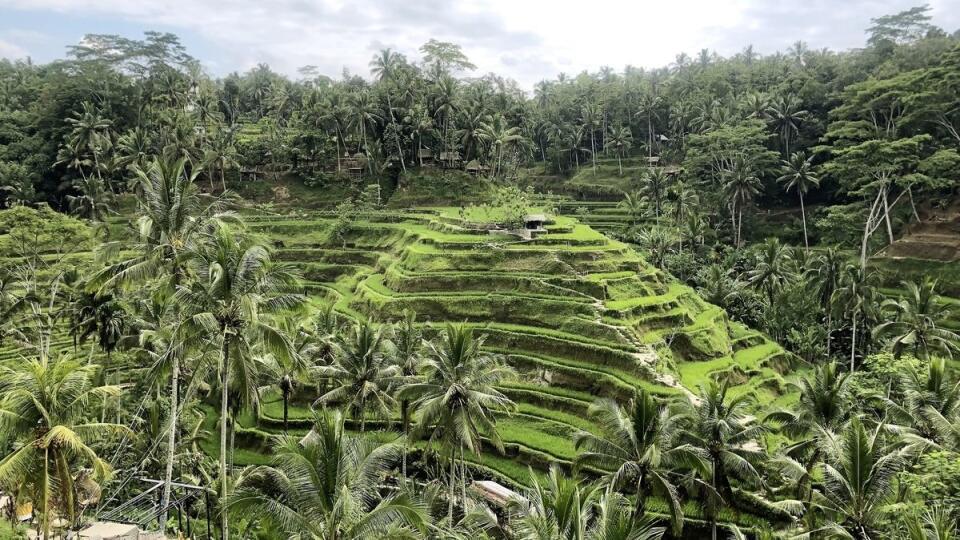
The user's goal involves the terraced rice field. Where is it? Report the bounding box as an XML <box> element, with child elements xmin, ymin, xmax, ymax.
<box><xmin>244</xmin><ymin>208</ymin><xmax>797</xmax><ymax>485</ymax></box>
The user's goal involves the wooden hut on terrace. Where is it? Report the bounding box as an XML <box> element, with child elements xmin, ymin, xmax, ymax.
<box><xmin>417</xmin><ymin>148</ymin><xmax>435</xmax><ymax>166</ymax></box>
<box><xmin>439</xmin><ymin>151</ymin><xmax>462</xmax><ymax>169</ymax></box>
<box><xmin>464</xmin><ymin>159</ymin><xmax>490</xmax><ymax>176</ymax></box>
<box><xmin>342</xmin><ymin>152</ymin><xmax>364</xmax><ymax>178</ymax></box>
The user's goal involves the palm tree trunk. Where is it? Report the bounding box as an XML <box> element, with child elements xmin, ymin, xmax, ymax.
<box><xmin>159</xmin><ymin>355</ymin><xmax>180</xmax><ymax>533</ymax></box>
<box><xmin>220</xmin><ymin>339</ymin><xmax>230</xmax><ymax>540</ymax></box>
<box><xmin>647</xmin><ymin>115</ymin><xmax>653</xmax><ymax>159</ymax></box>
<box><xmin>826</xmin><ymin>310</ymin><xmax>832</xmax><ymax>357</ymax></box>
<box><xmin>282</xmin><ymin>386</ymin><xmax>289</xmax><ymax>433</ymax></box>
<box><xmin>591</xmin><ymin>131</ymin><xmax>597</xmax><ymax>173</ymax></box>
<box><xmin>737</xmin><ymin>206</ymin><xmax>743</xmax><ymax>248</ymax></box>
<box><xmin>617</xmin><ymin>153</ymin><xmax>622</xmax><ymax>176</ymax></box>
<box><xmin>43</xmin><ymin>446</ymin><xmax>50</xmax><ymax>540</ymax></box>
<box><xmin>220</xmin><ymin>166</ymin><xmax>227</xmax><ymax>193</ymax></box>
<box><xmin>448</xmin><ymin>451</ymin><xmax>456</xmax><ymax>522</ymax></box>
<box><xmin>401</xmin><ymin>400</ymin><xmax>410</xmax><ymax>477</ymax></box>
<box><xmin>800</xmin><ymin>191</ymin><xmax>809</xmax><ymax>249</ymax></box>
<box><xmin>850</xmin><ymin>314</ymin><xmax>857</xmax><ymax>372</ymax></box>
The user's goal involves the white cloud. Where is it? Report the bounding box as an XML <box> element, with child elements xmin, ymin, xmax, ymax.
<box><xmin>0</xmin><ymin>38</ymin><xmax>28</xmax><ymax>59</ymax></box>
<box><xmin>1</xmin><ymin>0</ymin><xmax>959</xmax><ymax>89</ymax></box>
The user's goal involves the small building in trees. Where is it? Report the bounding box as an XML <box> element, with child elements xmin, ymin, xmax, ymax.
<box><xmin>418</xmin><ymin>148</ymin><xmax>435</xmax><ymax>166</ymax></box>
<box><xmin>439</xmin><ymin>151</ymin><xmax>462</xmax><ymax>169</ymax></box>
<box><xmin>524</xmin><ymin>214</ymin><xmax>547</xmax><ymax>231</ymax></box>
<box><xmin>464</xmin><ymin>159</ymin><xmax>489</xmax><ymax>176</ymax></box>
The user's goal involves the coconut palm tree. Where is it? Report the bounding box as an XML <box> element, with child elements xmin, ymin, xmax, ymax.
<box><xmin>0</xmin><ymin>356</ymin><xmax>128</xmax><ymax>538</ymax></box>
<box><xmin>635</xmin><ymin>90</ymin><xmax>662</xmax><ymax>159</ymax></box>
<box><xmin>477</xmin><ymin>114</ymin><xmax>523</xmax><ymax>177</ymax></box>
<box><xmin>808</xmin><ymin>248</ymin><xmax>845</xmax><ymax>357</ymax></box>
<box><xmin>618</xmin><ymin>191</ymin><xmax>648</xmax><ymax>227</ymax></box>
<box><xmin>640</xmin><ymin>168</ymin><xmax>669</xmax><ymax>218</ymax></box>
<box><xmin>585</xmin><ymin>487</ymin><xmax>665</xmax><ymax>540</ymax></box>
<box><xmin>60</xmin><ymin>101</ymin><xmax>113</xmax><ymax>188</ymax></box>
<box><xmin>681</xmin><ymin>382</ymin><xmax>767</xmax><ymax>540</ymax></box>
<box><xmin>226</xmin><ymin>409</ymin><xmax>425</xmax><ymax>539</ymax></box>
<box><xmin>776</xmin><ymin>152</ymin><xmax>820</xmax><ymax>249</ymax></box>
<box><xmin>175</xmin><ymin>224</ymin><xmax>304</xmax><ymax>540</ymax></box>
<box><xmin>203</xmin><ymin>125</ymin><xmax>240</xmax><ymax>192</ymax></box>
<box><xmin>314</xmin><ymin>320</ymin><xmax>399</xmax><ymax>432</ymax></box>
<box><xmin>809</xmin><ymin>417</ymin><xmax>907</xmax><ymax>540</ymax></box>
<box><xmin>697</xmin><ymin>264</ymin><xmax>741</xmax><ymax>311</ymax></box>
<box><xmin>67</xmin><ymin>175</ymin><xmax>113</xmax><ymax>223</ymax></box>
<box><xmin>580</xmin><ymin>104</ymin><xmax>601</xmax><ymax>173</ymax></box>
<box><xmin>95</xmin><ymin>150</ymin><xmax>235</xmax><ymax>531</ymax></box>
<box><xmin>386</xmin><ymin>311</ymin><xmax>425</xmax><ymax>476</ymax></box>
<box><xmin>766</xmin><ymin>362</ymin><xmax>850</xmax><ymax>503</ymax></box>
<box><xmin>722</xmin><ymin>156</ymin><xmax>761</xmax><ymax>248</ymax></box>
<box><xmin>262</xmin><ymin>316</ymin><xmax>315</xmax><ymax>433</ymax></box>
<box><xmin>512</xmin><ymin>465</ymin><xmax>599</xmax><ymax>540</ymax></box>
<box><xmin>832</xmin><ymin>265</ymin><xmax>881</xmax><ymax>372</ymax></box>
<box><xmin>874</xmin><ymin>279</ymin><xmax>960</xmax><ymax>360</ymax></box>
<box><xmin>398</xmin><ymin>323</ymin><xmax>515</xmax><ymax>521</ymax></box>
<box><xmin>604</xmin><ymin>126</ymin><xmax>633</xmax><ymax>176</ymax></box>
<box><xmin>900</xmin><ymin>504</ymin><xmax>958</xmax><ymax>540</ymax></box>
<box><xmin>746</xmin><ymin>238</ymin><xmax>793</xmax><ymax>305</ymax></box>
<box><xmin>574</xmin><ymin>390</ymin><xmax>706</xmax><ymax>534</ymax></box>
<box><xmin>766</xmin><ymin>94</ymin><xmax>807</xmax><ymax>157</ymax></box>
<box><xmin>883</xmin><ymin>358</ymin><xmax>960</xmax><ymax>450</ymax></box>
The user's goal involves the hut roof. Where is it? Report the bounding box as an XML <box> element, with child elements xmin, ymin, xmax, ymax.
<box><xmin>471</xmin><ymin>480</ymin><xmax>523</xmax><ymax>508</ymax></box>
<box><xmin>439</xmin><ymin>151</ymin><xmax>461</xmax><ymax>160</ymax></box>
<box><xmin>418</xmin><ymin>148</ymin><xmax>434</xmax><ymax>158</ymax></box>
<box><xmin>525</xmin><ymin>214</ymin><xmax>547</xmax><ymax>223</ymax></box>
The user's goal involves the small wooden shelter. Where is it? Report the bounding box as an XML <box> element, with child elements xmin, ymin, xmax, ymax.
<box><xmin>524</xmin><ymin>214</ymin><xmax>547</xmax><ymax>231</ymax></box>
<box><xmin>417</xmin><ymin>148</ymin><xmax>435</xmax><ymax>166</ymax></box>
<box><xmin>439</xmin><ymin>151</ymin><xmax>462</xmax><ymax>169</ymax></box>
<box><xmin>464</xmin><ymin>159</ymin><xmax>490</xmax><ymax>176</ymax></box>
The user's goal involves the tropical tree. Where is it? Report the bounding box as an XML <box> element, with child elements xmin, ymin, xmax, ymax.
<box><xmin>60</xmin><ymin>101</ymin><xmax>113</xmax><ymax>188</ymax></box>
<box><xmin>314</xmin><ymin>320</ymin><xmax>399</xmax><ymax>432</ymax></box>
<box><xmin>635</xmin><ymin>89</ymin><xmax>662</xmax><ymax>159</ymax></box>
<box><xmin>809</xmin><ymin>417</ymin><xmax>907</xmax><ymax>540</ymax></box>
<box><xmin>640</xmin><ymin>168</ymin><xmax>669</xmax><ymax>218</ymax></box>
<box><xmin>883</xmin><ymin>358</ymin><xmax>960</xmax><ymax>449</ymax></box>
<box><xmin>512</xmin><ymin>464</ymin><xmax>599</xmax><ymax>540</ymax></box>
<box><xmin>746</xmin><ymin>238</ymin><xmax>793</xmax><ymax>305</ymax></box>
<box><xmin>618</xmin><ymin>191</ymin><xmax>648</xmax><ymax>226</ymax></box>
<box><xmin>226</xmin><ymin>409</ymin><xmax>425</xmax><ymax>539</ymax></box>
<box><xmin>0</xmin><ymin>356</ymin><xmax>128</xmax><ymax>538</ymax></box>
<box><xmin>766</xmin><ymin>94</ymin><xmax>807</xmax><ymax>157</ymax></box>
<box><xmin>681</xmin><ymin>382</ymin><xmax>767</xmax><ymax>539</ymax></box>
<box><xmin>398</xmin><ymin>323</ymin><xmax>515</xmax><ymax>521</ymax></box>
<box><xmin>776</xmin><ymin>152</ymin><xmax>820</xmax><ymax>248</ymax></box>
<box><xmin>477</xmin><ymin>114</ymin><xmax>523</xmax><ymax>177</ymax></box>
<box><xmin>203</xmin><ymin>125</ymin><xmax>240</xmax><ymax>192</ymax></box>
<box><xmin>175</xmin><ymin>224</ymin><xmax>304</xmax><ymax>539</ymax></box>
<box><xmin>604</xmin><ymin>126</ymin><xmax>633</xmax><ymax>175</ymax></box>
<box><xmin>766</xmin><ymin>362</ymin><xmax>851</xmax><ymax>503</ymax></box>
<box><xmin>832</xmin><ymin>264</ymin><xmax>881</xmax><ymax>371</ymax></box>
<box><xmin>386</xmin><ymin>310</ymin><xmax>425</xmax><ymax>476</ymax></box>
<box><xmin>574</xmin><ymin>390</ymin><xmax>706</xmax><ymax>534</ymax></box>
<box><xmin>66</xmin><ymin>175</ymin><xmax>113</xmax><ymax>223</ymax></box>
<box><xmin>874</xmin><ymin>279</ymin><xmax>960</xmax><ymax>360</ymax></box>
<box><xmin>722</xmin><ymin>156</ymin><xmax>761</xmax><ymax>247</ymax></box>
<box><xmin>263</xmin><ymin>317</ymin><xmax>315</xmax><ymax>433</ymax></box>
<box><xmin>808</xmin><ymin>248</ymin><xmax>845</xmax><ymax>357</ymax></box>
<box><xmin>585</xmin><ymin>487</ymin><xmax>665</xmax><ymax>540</ymax></box>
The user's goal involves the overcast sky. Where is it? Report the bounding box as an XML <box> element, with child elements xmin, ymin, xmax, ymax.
<box><xmin>1</xmin><ymin>0</ymin><xmax>959</xmax><ymax>90</ymax></box>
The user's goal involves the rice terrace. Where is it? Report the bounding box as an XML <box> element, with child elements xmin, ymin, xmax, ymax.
<box><xmin>1</xmin><ymin>2</ymin><xmax>960</xmax><ymax>539</ymax></box>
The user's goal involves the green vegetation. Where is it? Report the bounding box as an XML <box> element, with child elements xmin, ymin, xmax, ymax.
<box><xmin>2</xmin><ymin>5</ymin><xmax>960</xmax><ymax>540</ymax></box>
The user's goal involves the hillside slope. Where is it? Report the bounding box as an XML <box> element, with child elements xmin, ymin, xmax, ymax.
<box><xmin>247</xmin><ymin>208</ymin><xmax>797</xmax><ymax>483</ymax></box>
